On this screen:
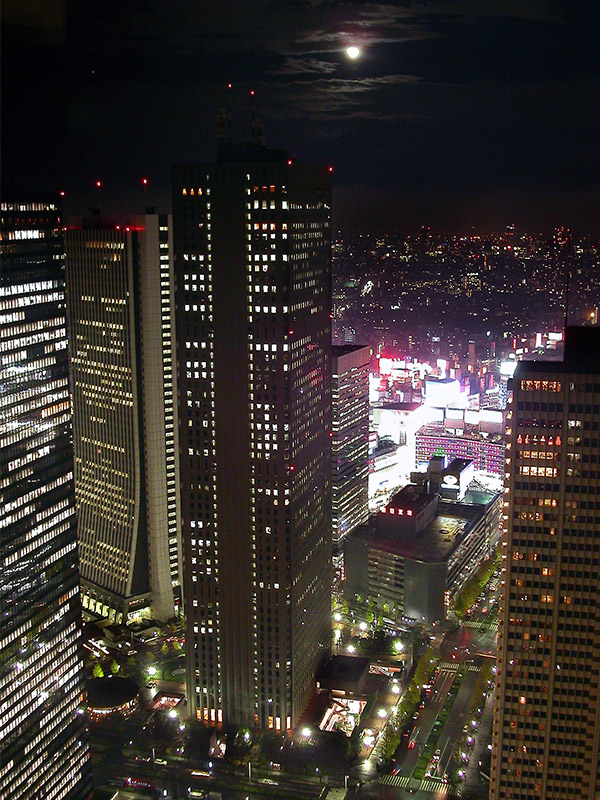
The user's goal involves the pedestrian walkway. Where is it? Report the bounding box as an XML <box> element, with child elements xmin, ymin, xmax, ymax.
<box><xmin>462</xmin><ymin>619</ymin><xmax>498</xmax><ymax>630</ymax></box>
<box><xmin>420</xmin><ymin>777</ymin><xmax>451</xmax><ymax>794</ymax></box>
<box><xmin>438</xmin><ymin>661</ymin><xmax>460</xmax><ymax>671</ymax></box>
<box><xmin>380</xmin><ymin>774</ymin><xmax>452</xmax><ymax>794</ymax></box>
<box><xmin>380</xmin><ymin>774</ymin><xmax>410</xmax><ymax>787</ymax></box>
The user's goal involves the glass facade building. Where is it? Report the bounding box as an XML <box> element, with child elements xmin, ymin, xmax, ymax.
<box><xmin>65</xmin><ymin>214</ymin><xmax>181</xmax><ymax>623</ymax></box>
<box><xmin>0</xmin><ymin>194</ymin><xmax>92</xmax><ymax>800</ymax></box>
<box><xmin>331</xmin><ymin>345</ymin><xmax>370</xmax><ymax>561</ymax></box>
<box><xmin>173</xmin><ymin>144</ymin><xmax>332</xmax><ymax>729</ymax></box>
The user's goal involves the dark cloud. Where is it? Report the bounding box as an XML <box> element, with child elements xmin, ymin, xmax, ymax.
<box><xmin>2</xmin><ymin>0</ymin><xmax>599</xmax><ymax>232</ymax></box>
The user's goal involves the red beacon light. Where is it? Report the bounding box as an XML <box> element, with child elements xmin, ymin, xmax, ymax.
<box><xmin>328</xmin><ymin>166</ymin><xmax>333</xmax><ymax>173</ymax></box>
<box><xmin>95</xmin><ymin>180</ymin><xmax>102</xmax><ymax>188</ymax></box>
<box><xmin>287</xmin><ymin>159</ymin><xmax>293</xmax><ymax>166</ymax></box>
<box><xmin>59</xmin><ymin>190</ymin><xmax>65</xmax><ymax>197</ymax></box>
<box><xmin>142</xmin><ymin>178</ymin><xmax>148</xmax><ymax>186</ymax></box>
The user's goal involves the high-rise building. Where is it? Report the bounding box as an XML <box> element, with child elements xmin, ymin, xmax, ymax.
<box><xmin>1</xmin><ymin>193</ymin><xmax>92</xmax><ymax>800</ymax></box>
<box><xmin>491</xmin><ymin>327</ymin><xmax>600</xmax><ymax>799</ymax></box>
<box><xmin>66</xmin><ymin>213</ymin><xmax>181</xmax><ymax>623</ymax></box>
<box><xmin>331</xmin><ymin>345</ymin><xmax>369</xmax><ymax>562</ymax></box>
<box><xmin>173</xmin><ymin>142</ymin><xmax>332</xmax><ymax>729</ymax></box>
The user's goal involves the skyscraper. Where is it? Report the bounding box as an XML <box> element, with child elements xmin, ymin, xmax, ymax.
<box><xmin>491</xmin><ymin>327</ymin><xmax>600</xmax><ymax>799</ymax></box>
<box><xmin>331</xmin><ymin>345</ymin><xmax>370</xmax><ymax>563</ymax></box>
<box><xmin>1</xmin><ymin>193</ymin><xmax>92</xmax><ymax>800</ymax></box>
<box><xmin>66</xmin><ymin>213</ymin><xmax>181</xmax><ymax>623</ymax></box>
<box><xmin>173</xmin><ymin>142</ymin><xmax>332</xmax><ymax>729</ymax></box>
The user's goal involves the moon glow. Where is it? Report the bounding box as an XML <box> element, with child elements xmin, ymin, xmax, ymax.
<box><xmin>346</xmin><ymin>46</ymin><xmax>361</xmax><ymax>60</ymax></box>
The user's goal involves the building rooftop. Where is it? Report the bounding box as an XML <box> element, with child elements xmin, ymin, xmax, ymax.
<box><xmin>317</xmin><ymin>655</ymin><xmax>370</xmax><ymax>685</ymax></box>
<box><xmin>372</xmin><ymin>511</ymin><xmax>471</xmax><ymax>562</ymax></box>
<box><xmin>386</xmin><ymin>484</ymin><xmax>435</xmax><ymax>514</ymax></box>
<box><xmin>377</xmin><ymin>401</ymin><xmax>422</xmax><ymax>412</ymax></box>
<box><xmin>445</xmin><ymin>457</ymin><xmax>473</xmax><ymax>473</ymax></box>
<box><xmin>87</xmin><ymin>677</ymin><xmax>139</xmax><ymax>709</ymax></box>
<box><xmin>332</xmin><ymin>344</ymin><xmax>370</xmax><ymax>358</ymax></box>
<box><xmin>356</xmin><ymin>493</ymin><xmax>496</xmax><ymax>563</ymax></box>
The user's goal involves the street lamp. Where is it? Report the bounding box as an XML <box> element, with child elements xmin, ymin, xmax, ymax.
<box><xmin>148</xmin><ymin>666</ymin><xmax>157</xmax><ymax>677</ymax></box>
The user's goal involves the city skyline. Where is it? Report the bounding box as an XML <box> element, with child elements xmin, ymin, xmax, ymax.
<box><xmin>3</xmin><ymin>1</ymin><xmax>600</xmax><ymax>234</ymax></box>
<box><xmin>2</xmin><ymin>3</ymin><xmax>600</xmax><ymax>797</ymax></box>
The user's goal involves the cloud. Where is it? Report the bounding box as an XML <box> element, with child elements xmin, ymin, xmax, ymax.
<box><xmin>271</xmin><ymin>56</ymin><xmax>338</xmax><ymax>75</ymax></box>
<box><xmin>262</xmin><ymin>73</ymin><xmax>424</xmax><ymax>120</ymax></box>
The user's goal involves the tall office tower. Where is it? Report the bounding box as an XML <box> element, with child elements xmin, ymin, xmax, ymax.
<box><xmin>490</xmin><ymin>327</ymin><xmax>600</xmax><ymax>800</ymax></box>
<box><xmin>331</xmin><ymin>345</ymin><xmax>370</xmax><ymax>565</ymax></box>
<box><xmin>173</xmin><ymin>142</ymin><xmax>332</xmax><ymax>730</ymax></box>
<box><xmin>0</xmin><ymin>194</ymin><xmax>92</xmax><ymax>800</ymax></box>
<box><xmin>66</xmin><ymin>213</ymin><xmax>182</xmax><ymax>624</ymax></box>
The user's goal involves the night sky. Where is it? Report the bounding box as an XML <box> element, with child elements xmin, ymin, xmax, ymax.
<box><xmin>3</xmin><ymin>0</ymin><xmax>599</xmax><ymax>234</ymax></box>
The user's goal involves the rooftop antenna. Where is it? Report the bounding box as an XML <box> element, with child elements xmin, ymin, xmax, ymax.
<box><xmin>250</xmin><ymin>90</ymin><xmax>258</xmax><ymax>143</ymax></box>
<box><xmin>249</xmin><ymin>90</ymin><xmax>266</xmax><ymax>147</ymax></box>
<box><xmin>216</xmin><ymin>104</ymin><xmax>226</xmax><ymax>143</ymax></box>
<box><xmin>225</xmin><ymin>82</ymin><xmax>234</xmax><ymax>143</ymax></box>
<box><xmin>559</xmin><ymin>227</ymin><xmax>572</xmax><ymax>338</ymax></box>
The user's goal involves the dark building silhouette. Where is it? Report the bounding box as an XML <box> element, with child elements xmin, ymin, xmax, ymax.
<box><xmin>0</xmin><ymin>193</ymin><xmax>92</xmax><ymax>799</ymax></box>
<box><xmin>173</xmin><ymin>142</ymin><xmax>332</xmax><ymax>729</ymax></box>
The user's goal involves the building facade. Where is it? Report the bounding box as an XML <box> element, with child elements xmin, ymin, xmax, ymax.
<box><xmin>173</xmin><ymin>143</ymin><xmax>332</xmax><ymax>730</ymax></box>
<box><xmin>345</xmin><ymin>483</ymin><xmax>500</xmax><ymax>624</ymax></box>
<box><xmin>491</xmin><ymin>327</ymin><xmax>600</xmax><ymax>799</ymax></box>
<box><xmin>331</xmin><ymin>345</ymin><xmax>369</xmax><ymax>560</ymax></box>
<box><xmin>66</xmin><ymin>214</ymin><xmax>181</xmax><ymax>623</ymax></box>
<box><xmin>0</xmin><ymin>194</ymin><xmax>92</xmax><ymax>799</ymax></box>
<box><xmin>416</xmin><ymin>422</ymin><xmax>504</xmax><ymax>477</ymax></box>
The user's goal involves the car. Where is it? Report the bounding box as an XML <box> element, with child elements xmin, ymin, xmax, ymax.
<box><xmin>412</xmin><ymin>712</ymin><xmax>419</xmax><ymax>720</ymax></box>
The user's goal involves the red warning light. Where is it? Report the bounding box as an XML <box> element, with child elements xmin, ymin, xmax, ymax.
<box><xmin>228</xmin><ymin>82</ymin><xmax>232</xmax><ymax>89</ymax></box>
<box><xmin>328</xmin><ymin>166</ymin><xmax>333</xmax><ymax>173</ymax></box>
<box><xmin>250</xmin><ymin>90</ymin><xmax>255</xmax><ymax>97</ymax></box>
<box><xmin>142</xmin><ymin>178</ymin><xmax>148</xmax><ymax>186</ymax></box>
<box><xmin>96</xmin><ymin>180</ymin><xmax>102</xmax><ymax>188</ymax></box>
<box><xmin>59</xmin><ymin>190</ymin><xmax>65</xmax><ymax>197</ymax></box>
<box><xmin>287</xmin><ymin>159</ymin><xmax>293</xmax><ymax>166</ymax></box>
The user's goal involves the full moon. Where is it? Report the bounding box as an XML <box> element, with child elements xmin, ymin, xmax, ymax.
<box><xmin>346</xmin><ymin>46</ymin><xmax>361</xmax><ymax>60</ymax></box>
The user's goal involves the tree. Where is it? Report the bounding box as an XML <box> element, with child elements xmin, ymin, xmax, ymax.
<box><xmin>161</xmin><ymin>641</ymin><xmax>169</xmax><ymax>655</ymax></box>
<box><xmin>93</xmin><ymin>662</ymin><xmax>104</xmax><ymax>678</ymax></box>
<box><xmin>110</xmin><ymin>659</ymin><xmax>120</xmax><ymax>674</ymax></box>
